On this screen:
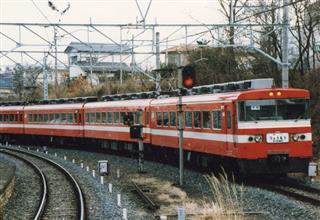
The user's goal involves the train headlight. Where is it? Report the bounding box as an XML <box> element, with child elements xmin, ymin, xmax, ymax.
<box><xmin>292</xmin><ymin>134</ymin><xmax>299</xmax><ymax>141</ymax></box>
<box><xmin>254</xmin><ymin>135</ymin><xmax>262</xmax><ymax>143</ymax></box>
<box><xmin>248</xmin><ymin>136</ymin><xmax>254</xmax><ymax>142</ymax></box>
<box><xmin>300</xmin><ymin>134</ymin><xmax>306</xmax><ymax>140</ymax></box>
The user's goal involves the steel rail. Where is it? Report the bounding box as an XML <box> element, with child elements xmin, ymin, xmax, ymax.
<box><xmin>132</xmin><ymin>182</ymin><xmax>159</xmax><ymax>210</ymax></box>
<box><xmin>1</xmin><ymin>146</ymin><xmax>86</xmax><ymax>220</ymax></box>
<box><xmin>0</xmin><ymin>149</ymin><xmax>48</xmax><ymax>220</ymax></box>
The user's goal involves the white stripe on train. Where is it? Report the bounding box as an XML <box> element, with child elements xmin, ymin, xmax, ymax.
<box><xmin>1</xmin><ymin>123</ymin><xmax>312</xmax><ymax>143</ymax></box>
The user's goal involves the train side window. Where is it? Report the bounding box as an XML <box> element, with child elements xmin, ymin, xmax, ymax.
<box><xmin>120</xmin><ymin>112</ymin><xmax>125</xmax><ymax>124</ymax></box>
<box><xmin>185</xmin><ymin>111</ymin><xmax>192</xmax><ymax>128</ymax></box>
<box><xmin>96</xmin><ymin>112</ymin><xmax>101</xmax><ymax>123</ymax></box>
<box><xmin>28</xmin><ymin>114</ymin><xmax>32</xmax><ymax>122</ymax></box>
<box><xmin>74</xmin><ymin>113</ymin><xmax>77</xmax><ymax>123</ymax></box>
<box><xmin>44</xmin><ymin>114</ymin><xmax>48</xmax><ymax>123</ymax></box>
<box><xmin>193</xmin><ymin>111</ymin><xmax>201</xmax><ymax>128</ymax></box>
<box><xmin>163</xmin><ymin>112</ymin><xmax>169</xmax><ymax>127</ymax></box>
<box><xmin>85</xmin><ymin>113</ymin><xmax>89</xmax><ymax>123</ymax></box>
<box><xmin>102</xmin><ymin>112</ymin><xmax>107</xmax><ymax>123</ymax></box>
<box><xmin>227</xmin><ymin>111</ymin><xmax>231</xmax><ymax>129</ymax></box>
<box><xmin>49</xmin><ymin>114</ymin><xmax>54</xmax><ymax>123</ymax></box>
<box><xmin>33</xmin><ymin>114</ymin><xmax>38</xmax><ymax>123</ymax></box>
<box><xmin>213</xmin><ymin>111</ymin><xmax>222</xmax><ymax>129</ymax></box>
<box><xmin>39</xmin><ymin>114</ymin><xmax>43</xmax><ymax>123</ymax></box>
<box><xmin>156</xmin><ymin>112</ymin><xmax>162</xmax><ymax>126</ymax></box>
<box><xmin>9</xmin><ymin>114</ymin><xmax>14</xmax><ymax>122</ymax></box>
<box><xmin>202</xmin><ymin>111</ymin><xmax>211</xmax><ymax>129</ymax></box>
<box><xmin>107</xmin><ymin>112</ymin><xmax>113</xmax><ymax>124</ymax></box>
<box><xmin>169</xmin><ymin>112</ymin><xmax>176</xmax><ymax>127</ymax></box>
<box><xmin>68</xmin><ymin>113</ymin><xmax>73</xmax><ymax>123</ymax></box>
<box><xmin>135</xmin><ymin>111</ymin><xmax>142</xmax><ymax>125</ymax></box>
<box><xmin>61</xmin><ymin>113</ymin><xmax>66</xmax><ymax>123</ymax></box>
<box><xmin>55</xmin><ymin>113</ymin><xmax>60</xmax><ymax>123</ymax></box>
<box><xmin>90</xmin><ymin>112</ymin><xmax>95</xmax><ymax>123</ymax></box>
<box><xmin>114</xmin><ymin>112</ymin><xmax>119</xmax><ymax>124</ymax></box>
<box><xmin>0</xmin><ymin>114</ymin><xmax>2</xmax><ymax>122</ymax></box>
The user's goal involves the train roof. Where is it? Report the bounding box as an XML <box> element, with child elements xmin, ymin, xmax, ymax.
<box><xmin>84</xmin><ymin>99</ymin><xmax>152</xmax><ymax>109</ymax></box>
<box><xmin>0</xmin><ymin>106</ymin><xmax>24</xmax><ymax>111</ymax></box>
<box><xmin>24</xmin><ymin>103</ymin><xmax>84</xmax><ymax>110</ymax></box>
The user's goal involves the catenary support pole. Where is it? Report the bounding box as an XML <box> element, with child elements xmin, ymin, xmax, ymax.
<box><xmin>178</xmin><ymin>68</ymin><xmax>184</xmax><ymax>186</ymax></box>
<box><xmin>282</xmin><ymin>0</ymin><xmax>289</xmax><ymax>88</ymax></box>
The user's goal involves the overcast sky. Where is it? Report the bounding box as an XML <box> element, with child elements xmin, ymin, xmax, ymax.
<box><xmin>0</xmin><ymin>0</ymin><xmax>226</xmax><ymax>68</ymax></box>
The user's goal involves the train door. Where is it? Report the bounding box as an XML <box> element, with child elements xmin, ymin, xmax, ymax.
<box><xmin>224</xmin><ymin>105</ymin><xmax>235</xmax><ymax>153</ymax></box>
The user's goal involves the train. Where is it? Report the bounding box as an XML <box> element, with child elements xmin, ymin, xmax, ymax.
<box><xmin>0</xmin><ymin>78</ymin><xmax>312</xmax><ymax>174</ymax></box>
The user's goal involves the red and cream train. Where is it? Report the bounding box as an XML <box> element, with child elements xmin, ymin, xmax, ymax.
<box><xmin>0</xmin><ymin>79</ymin><xmax>312</xmax><ymax>174</ymax></box>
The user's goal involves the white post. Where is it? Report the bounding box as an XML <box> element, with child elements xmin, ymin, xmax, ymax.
<box><xmin>86</xmin><ymin>166</ymin><xmax>90</xmax><ymax>172</ymax></box>
<box><xmin>117</xmin><ymin>168</ymin><xmax>120</xmax><ymax>178</ymax></box>
<box><xmin>54</xmin><ymin>153</ymin><xmax>57</xmax><ymax>157</ymax></box>
<box><xmin>122</xmin><ymin>208</ymin><xmax>127</xmax><ymax>220</ymax></box>
<box><xmin>72</xmin><ymin>159</ymin><xmax>75</xmax><ymax>164</ymax></box>
<box><xmin>81</xmin><ymin>163</ymin><xmax>84</xmax><ymax>168</ymax></box>
<box><xmin>64</xmin><ymin>156</ymin><xmax>67</xmax><ymax>160</ymax></box>
<box><xmin>109</xmin><ymin>183</ymin><xmax>112</xmax><ymax>193</ymax></box>
<box><xmin>100</xmin><ymin>176</ymin><xmax>104</xmax><ymax>184</ymax></box>
<box><xmin>92</xmin><ymin>170</ymin><xmax>95</xmax><ymax>177</ymax></box>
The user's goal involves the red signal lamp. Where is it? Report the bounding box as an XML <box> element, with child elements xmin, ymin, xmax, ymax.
<box><xmin>182</xmin><ymin>65</ymin><xmax>196</xmax><ymax>89</ymax></box>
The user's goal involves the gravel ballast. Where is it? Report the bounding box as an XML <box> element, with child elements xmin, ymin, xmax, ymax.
<box><xmin>3</xmin><ymin>145</ymin><xmax>320</xmax><ymax>219</ymax></box>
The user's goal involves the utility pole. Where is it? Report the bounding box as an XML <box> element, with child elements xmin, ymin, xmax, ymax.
<box><xmin>282</xmin><ymin>0</ymin><xmax>289</xmax><ymax>88</ymax></box>
<box><xmin>54</xmin><ymin>27</ymin><xmax>58</xmax><ymax>88</ymax></box>
<box><xmin>178</xmin><ymin>68</ymin><xmax>184</xmax><ymax>186</ymax></box>
<box><xmin>155</xmin><ymin>32</ymin><xmax>161</xmax><ymax>91</ymax></box>
<box><xmin>43</xmin><ymin>54</ymin><xmax>48</xmax><ymax>100</ymax></box>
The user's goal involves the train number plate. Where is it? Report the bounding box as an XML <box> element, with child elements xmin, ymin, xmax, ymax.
<box><xmin>266</xmin><ymin>133</ymin><xmax>289</xmax><ymax>143</ymax></box>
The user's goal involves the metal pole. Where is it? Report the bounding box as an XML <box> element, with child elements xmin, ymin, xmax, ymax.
<box><xmin>155</xmin><ymin>32</ymin><xmax>161</xmax><ymax>91</ymax></box>
<box><xmin>120</xmin><ymin>27</ymin><xmax>123</xmax><ymax>85</ymax></box>
<box><xmin>138</xmin><ymin>138</ymin><xmax>144</xmax><ymax>173</ymax></box>
<box><xmin>282</xmin><ymin>0</ymin><xmax>289</xmax><ymax>88</ymax></box>
<box><xmin>178</xmin><ymin>68</ymin><xmax>184</xmax><ymax>186</ymax></box>
<box><xmin>43</xmin><ymin>54</ymin><xmax>48</xmax><ymax>99</ymax></box>
<box><xmin>54</xmin><ymin>27</ymin><xmax>58</xmax><ymax>88</ymax></box>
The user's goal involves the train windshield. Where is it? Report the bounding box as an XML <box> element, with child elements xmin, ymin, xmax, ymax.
<box><xmin>238</xmin><ymin>98</ymin><xmax>310</xmax><ymax>122</ymax></box>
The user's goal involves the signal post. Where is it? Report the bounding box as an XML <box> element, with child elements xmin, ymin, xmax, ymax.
<box><xmin>178</xmin><ymin>65</ymin><xmax>195</xmax><ymax>186</ymax></box>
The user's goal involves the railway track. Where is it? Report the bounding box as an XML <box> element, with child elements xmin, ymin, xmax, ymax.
<box><xmin>0</xmin><ymin>146</ymin><xmax>86</xmax><ymax>220</ymax></box>
<box><xmin>0</xmin><ymin>149</ymin><xmax>47</xmax><ymax>219</ymax></box>
<box><xmin>249</xmin><ymin>177</ymin><xmax>320</xmax><ymax>207</ymax></box>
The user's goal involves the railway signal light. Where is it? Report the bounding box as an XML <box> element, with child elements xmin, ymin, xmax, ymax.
<box><xmin>182</xmin><ymin>65</ymin><xmax>196</xmax><ymax>89</ymax></box>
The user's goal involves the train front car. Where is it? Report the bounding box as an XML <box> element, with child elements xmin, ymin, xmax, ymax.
<box><xmin>235</xmin><ymin>88</ymin><xmax>312</xmax><ymax>174</ymax></box>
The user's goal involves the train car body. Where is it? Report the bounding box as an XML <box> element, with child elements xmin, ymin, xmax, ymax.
<box><xmin>149</xmin><ymin>88</ymin><xmax>312</xmax><ymax>173</ymax></box>
<box><xmin>83</xmin><ymin>99</ymin><xmax>152</xmax><ymax>143</ymax></box>
<box><xmin>0</xmin><ymin>79</ymin><xmax>313</xmax><ymax>174</ymax></box>
<box><xmin>23</xmin><ymin>103</ymin><xmax>84</xmax><ymax>137</ymax></box>
<box><xmin>0</xmin><ymin>106</ymin><xmax>24</xmax><ymax>135</ymax></box>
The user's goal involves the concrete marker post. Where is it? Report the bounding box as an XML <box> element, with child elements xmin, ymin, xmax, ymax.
<box><xmin>117</xmin><ymin>168</ymin><xmax>120</xmax><ymax>178</ymax></box>
<box><xmin>92</xmin><ymin>170</ymin><xmax>95</xmax><ymax>178</ymax></box>
<box><xmin>100</xmin><ymin>176</ymin><xmax>104</xmax><ymax>185</ymax></box>
<box><xmin>72</xmin><ymin>159</ymin><xmax>75</xmax><ymax>164</ymax></box>
<box><xmin>109</xmin><ymin>183</ymin><xmax>112</xmax><ymax>193</ymax></box>
<box><xmin>86</xmin><ymin>166</ymin><xmax>90</xmax><ymax>172</ymax></box>
<box><xmin>117</xmin><ymin>194</ymin><xmax>121</xmax><ymax>207</ymax></box>
<box><xmin>122</xmin><ymin>208</ymin><xmax>127</xmax><ymax>220</ymax></box>
<box><xmin>64</xmin><ymin>156</ymin><xmax>67</xmax><ymax>160</ymax></box>
<box><xmin>81</xmin><ymin>163</ymin><xmax>84</xmax><ymax>168</ymax></box>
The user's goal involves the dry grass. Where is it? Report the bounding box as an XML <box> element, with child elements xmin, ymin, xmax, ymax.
<box><xmin>131</xmin><ymin>171</ymin><xmax>244</xmax><ymax>220</ymax></box>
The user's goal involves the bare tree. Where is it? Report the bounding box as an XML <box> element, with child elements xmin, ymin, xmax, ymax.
<box><xmin>290</xmin><ymin>0</ymin><xmax>320</xmax><ymax>75</ymax></box>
